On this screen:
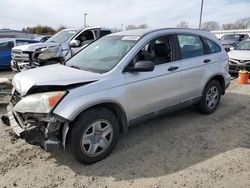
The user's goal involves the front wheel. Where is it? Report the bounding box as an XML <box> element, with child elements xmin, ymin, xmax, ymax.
<box><xmin>70</xmin><ymin>108</ymin><xmax>119</xmax><ymax>164</ymax></box>
<box><xmin>196</xmin><ymin>80</ymin><xmax>222</xmax><ymax>114</ymax></box>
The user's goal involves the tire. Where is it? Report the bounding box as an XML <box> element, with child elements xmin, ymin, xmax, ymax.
<box><xmin>196</xmin><ymin>80</ymin><xmax>222</xmax><ymax>114</ymax></box>
<box><xmin>70</xmin><ymin>108</ymin><xmax>119</xmax><ymax>164</ymax></box>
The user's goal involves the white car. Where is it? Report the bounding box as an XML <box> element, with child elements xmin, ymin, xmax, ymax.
<box><xmin>228</xmin><ymin>39</ymin><xmax>250</xmax><ymax>73</ymax></box>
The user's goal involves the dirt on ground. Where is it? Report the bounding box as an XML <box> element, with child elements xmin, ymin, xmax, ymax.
<box><xmin>0</xmin><ymin>79</ymin><xmax>250</xmax><ymax>188</ymax></box>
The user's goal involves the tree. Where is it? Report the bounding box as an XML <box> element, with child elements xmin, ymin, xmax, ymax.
<box><xmin>176</xmin><ymin>21</ymin><xmax>189</xmax><ymax>28</ymax></box>
<box><xmin>222</xmin><ymin>17</ymin><xmax>250</xmax><ymax>30</ymax></box>
<box><xmin>22</xmin><ymin>25</ymin><xmax>56</xmax><ymax>35</ymax></box>
<box><xmin>56</xmin><ymin>25</ymin><xmax>67</xmax><ymax>32</ymax></box>
<box><xmin>201</xmin><ymin>21</ymin><xmax>220</xmax><ymax>31</ymax></box>
<box><xmin>125</xmin><ymin>24</ymin><xmax>148</xmax><ymax>30</ymax></box>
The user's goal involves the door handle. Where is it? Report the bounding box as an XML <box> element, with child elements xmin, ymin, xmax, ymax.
<box><xmin>168</xmin><ymin>66</ymin><xmax>179</xmax><ymax>71</ymax></box>
<box><xmin>203</xmin><ymin>59</ymin><xmax>211</xmax><ymax>63</ymax></box>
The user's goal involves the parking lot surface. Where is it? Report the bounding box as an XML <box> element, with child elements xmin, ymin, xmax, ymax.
<box><xmin>0</xmin><ymin>72</ymin><xmax>250</xmax><ymax>187</ymax></box>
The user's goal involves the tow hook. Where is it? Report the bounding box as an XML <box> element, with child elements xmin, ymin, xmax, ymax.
<box><xmin>1</xmin><ymin>115</ymin><xmax>10</xmax><ymax>126</ymax></box>
<box><xmin>9</xmin><ymin>132</ymin><xmax>19</xmax><ymax>144</ymax></box>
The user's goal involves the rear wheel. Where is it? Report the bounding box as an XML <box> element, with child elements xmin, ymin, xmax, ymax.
<box><xmin>196</xmin><ymin>80</ymin><xmax>222</xmax><ymax>114</ymax></box>
<box><xmin>70</xmin><ymin>108</ymin><xmax>119</xmax><ymax>164</ymax></box>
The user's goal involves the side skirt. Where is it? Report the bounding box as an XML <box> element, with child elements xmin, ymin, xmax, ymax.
<box><xmin>128</xmin><ymin>96</ymin><xmax>202</xmax><ymax>127</ymax></box>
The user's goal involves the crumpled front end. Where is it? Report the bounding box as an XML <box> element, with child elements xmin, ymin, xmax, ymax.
<box><xmin>4</xmin><ymin>90</ymin><xmax>69</xmax><ymax>151</ymax></box>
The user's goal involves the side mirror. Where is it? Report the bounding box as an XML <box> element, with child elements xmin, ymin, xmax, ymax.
<box><xmin>229</xmin><ymin>46</ymin><xmax>235</xmax><ymax>51</ymax></box>
<box><xmin>69</xmin><ymin>39</ymin><xmax>80</xmax><ymax>48</ymax></box>
<box><xmin>129</xmin><ymin>61</ymin><xmax>155</xmax><ymax>72</ymax></box>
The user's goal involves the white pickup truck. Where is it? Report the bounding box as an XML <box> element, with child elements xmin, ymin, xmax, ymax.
<box><xmin>11</xmin><ymin>27</ymin><xmax>112</xmax><ymax>71</ymax></box>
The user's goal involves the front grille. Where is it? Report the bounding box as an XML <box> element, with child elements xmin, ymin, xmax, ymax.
<box><xmin>11</xmin><ymin>49</ymin><xmax>31</xmax><ymax>63</ymax></box>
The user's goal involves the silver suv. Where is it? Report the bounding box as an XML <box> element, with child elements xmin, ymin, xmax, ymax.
<box><xmin>4</xmin><ymin>28</ymin><xmax>230</xmax><ymax>164</ymax></box>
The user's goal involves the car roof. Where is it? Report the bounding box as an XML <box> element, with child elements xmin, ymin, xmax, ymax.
<box><xmin>110</xmin><ymin>28</ymin><xmax>217</xmax><ymax>40</ymax></box>
<box><xmin>62</xmin><ymin>27</ymin><xmax>112</xmax><ymax>33</ymax></box>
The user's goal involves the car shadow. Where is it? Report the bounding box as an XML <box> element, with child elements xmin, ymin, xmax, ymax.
<box><xmin>29</xmin><ymin>92</ymin><xmax>250</xmax><ymax>180</ymax></box>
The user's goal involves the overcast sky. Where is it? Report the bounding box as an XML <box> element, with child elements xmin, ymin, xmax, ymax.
<box><xmin>0</xmin><ymin>0</ymin><xmax>249</xmax><ymax>30</ymax></box>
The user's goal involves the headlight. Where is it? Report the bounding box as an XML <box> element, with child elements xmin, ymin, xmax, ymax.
<box><xmin>14</xmin><ymin>91</ymin><xmax>66</xmax><ymax>113</ymax></box>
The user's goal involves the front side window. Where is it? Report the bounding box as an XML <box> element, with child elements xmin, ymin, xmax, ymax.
<box><xmin>236</xmin><ymin>41</ymin><xmax>250</xmax><ymax>50</ymax></box>
<box><xmin>177</xmin><ymin>34</ymin><xmax>205</xmax><ymax>59</ymax></box>
<box><xmin>66</xmin><ymin>35</ymin><xmax>138</xmax><ymax>73</ymax></box>
<box><xmin>131</xmin><ymin>35</ymin><xmax>172</xmax><ymax>66</ymax></box>
<box><xmin>204</xmin><ymin>38</ymin><xmax>221</xmax><ymax>53</ymax></box>
<box><xmin>0</xmin><ymin>41</ymin><xmax>14</xmax><ymax>51</ymax></box>
<box><xmin>75</xmin><ymin>30</ymin><xmax>95</xmax><ymax>46</ymax></box>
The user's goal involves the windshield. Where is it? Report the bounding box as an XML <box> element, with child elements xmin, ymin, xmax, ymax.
<box><xmin>236</xmin><ymin>41</ymin><xmax>250</xmax><ymax>50</ymax></box>
<box><xmin>66</xmin><ymin>35</ymin><xmax>139</xmax><ymax>73</ymax></box>
<box><xmin>221</xmin><ymin>35</ymin><xmax>240</xmax><ymax>41</ymax></box>
<box><xmin>46</xmin><ymin>30</ymin><xmax>77</xmax><ymax>43</ymax></box>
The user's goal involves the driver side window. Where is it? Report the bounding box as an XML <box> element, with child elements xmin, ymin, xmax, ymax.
<box><xmin>75</xmin><ymin>30</ymin><xmax>95</xmax><ymax>46</ymax></box>
<box><xmin>131</xmin><ymin>35</ymin><xmax>172</xmax><ymax>66</ymax></box>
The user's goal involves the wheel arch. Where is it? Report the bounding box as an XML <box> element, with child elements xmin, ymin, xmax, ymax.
<box><xmin>204</xmin><ymin>74</ymin><xmax>225</xmax><ymax>95</ymax></box>
<box><xmin>63</xmin><ymin>101</ymin><xmax>129</xmax><ymax>148</ymax></box>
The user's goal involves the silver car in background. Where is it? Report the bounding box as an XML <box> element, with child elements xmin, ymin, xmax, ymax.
<box><xmin>4</xmin><ymin>28</ymin><xmax>230</xmax><ymax>164</ymax></box>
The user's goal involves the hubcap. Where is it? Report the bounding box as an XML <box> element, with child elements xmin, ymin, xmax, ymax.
<box><xmin>81</xmin><ymin>120</ymin><xmax>113</xmax><ymax>157</ymax></box>
<box><xmin>206</xmin><ymin>86</ymin><xmax>219</xmax><ymax>109</ymax></box>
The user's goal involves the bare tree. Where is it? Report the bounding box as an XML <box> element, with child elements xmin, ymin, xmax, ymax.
<box><xmin>176</xmin><ymin>21</ymin><xmax>189</xmax><ymax>28</ymax></box>
<box><xmin>223</xmin><ymin>17</ymin><xmax>250</xmax><ymax>30</ymax></box>
<box><xmin>125</xmin><ymin>24</ymin><xmax>148</xmax><ymax>30</ymax></box>
<box><xmin>201</xmin><ymin>21</ymin><xmax>220</xmax><ymax>31</ymax></box>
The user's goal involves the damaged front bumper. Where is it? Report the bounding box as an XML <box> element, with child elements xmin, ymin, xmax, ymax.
<box><xmin>4</xmin><ymin>104</ymin><xmax>69</xmax><ymax>151</ymax></box>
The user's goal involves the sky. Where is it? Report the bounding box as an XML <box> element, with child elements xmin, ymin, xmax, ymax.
<box><xmin>0</xmin><ymin>0</ymin><xmax>249</xmax><ymax>30</ymax></box>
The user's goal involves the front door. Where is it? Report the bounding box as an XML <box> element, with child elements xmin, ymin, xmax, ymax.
<box><xmin>125</xmin><ymin>35</ymin><xmax>181</xmax><ymax>120</ymax></box>
<box><xmin>0</xmin><ymin>41</ymin><xmax>14</xmax><ymax>67</ymax></box>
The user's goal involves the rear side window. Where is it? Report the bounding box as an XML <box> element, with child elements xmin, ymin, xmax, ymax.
<box><xmin>0</xmin><ymin>41</ymin><xmax>14</xmax><ymax>51</ymax></box>
<box><xmin>177</xmin><ymin>34</ymin><xmax>205</xmax><ymax>59</ymax></box>
<box><xmin>204</xmin><ymin>38</ymin><xmax>221</xmax><ymax>54</ymax></box>
<box><xmin>100</xmin><ymin>30</ymin><xmax>111</xmax><ymax>37</ymax></box>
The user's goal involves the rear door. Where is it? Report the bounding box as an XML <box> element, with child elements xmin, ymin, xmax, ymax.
<box><xmin>125</xmin><ymin>34</ymin><xmax>182</xmax><ymax>120</ymax></box>
<box><xmin>0</xmin><ymin>41</ymin><xmax>14</xmax><ymax>67</ymax></box>
<box><xmin>176</xmin><ymin>34</ymin><xmax>209</xmax><ymax>101</ymax></box>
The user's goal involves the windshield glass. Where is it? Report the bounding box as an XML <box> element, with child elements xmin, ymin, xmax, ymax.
<box><xmin>221</xmin><ymin>35</ymin><xmax>240</xmax><ymax>41</ymax></box>
<box><xmin>66</xmin><ymin>35</ymin><xmax>139</xmax><ymax>73</ymax></box>
<box><xmin>236</xmin><ymin>41</ymin><xmax>250</xmax><ymax>50</ymax></box>
<box><xmin>46</xmin><ymin>30</ymin><xmax>77</xmax><ymax>43</ymax></box>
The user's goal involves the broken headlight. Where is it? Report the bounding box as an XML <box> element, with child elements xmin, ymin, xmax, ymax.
<box><xmin>14</xmin><ymin>91</ymin><xmax>66</xmax><ymax>113</ymax></box>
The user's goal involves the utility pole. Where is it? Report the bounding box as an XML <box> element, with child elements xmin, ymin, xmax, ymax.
<box><xmin>84</xmin><ymin>13</ymin><xmax>87</xmax><ymax>28</ymax></box>
<box><xmin>199</xmin><ymin>0</ymin><xmax>204</xmax><ymax>29</ymax></box>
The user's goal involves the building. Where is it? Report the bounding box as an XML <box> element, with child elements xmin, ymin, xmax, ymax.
<box><xmin>0</xmin><ymin>29</ymin><xmax>35</xmax><ymax>39</ymax></box>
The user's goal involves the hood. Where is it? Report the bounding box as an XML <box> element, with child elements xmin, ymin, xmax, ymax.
<box><xmin>228</xmin><ymin>50</ymin><xmax>250</xmax><ymax>60</ymax></box>
<box><xmin>12</xmin><ymin>42</ymin><xmax>60</xmax><ymax>52</ymax></box>
<box><xmin>12</xmin><ymin>64</ymin><xmax>103</xmax><ymax>96</ymax></box>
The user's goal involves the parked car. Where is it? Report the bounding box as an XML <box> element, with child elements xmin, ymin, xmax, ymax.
<box><xmin>220</xmin><ymin>34</ymin><xmax>249</xmax><ymax>52</ymax></box>
<box><xmin>0</xmin><ymin>38</ymin><xmax>38</xmax><ymax>69</ymax></box>
<box><xmin>3</xmin><ymin>28</ymin><xmax>230</xmax><ymax>164</ymax></box>
<box><xmin>35</xmin><ymin>35</ymin><xmax>52</xmax><ymax>42</ymax></box>
<box><xmin>228</xmin><ymin>39</ymin><xmax>250</xmax><ymax>73</ymax></box>
<box><xmin>11</xmin><ymin>27</ymin><xmax>112</xmax><ymax>71</ymax></box>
